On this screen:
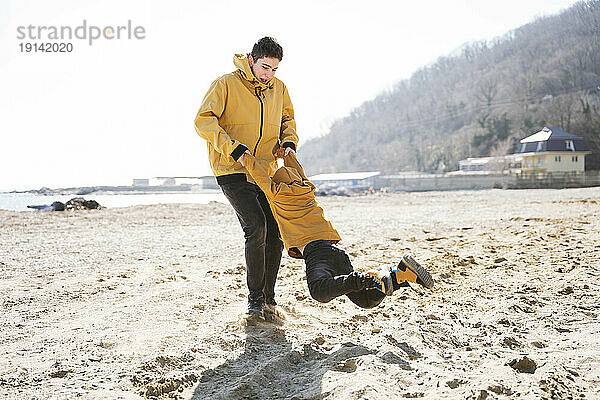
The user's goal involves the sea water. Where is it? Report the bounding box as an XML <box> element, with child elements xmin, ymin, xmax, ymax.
<box><xmin>0</xmin><ymin>191</ymin><xmax>227</xmax><ymax>212</ymax></box>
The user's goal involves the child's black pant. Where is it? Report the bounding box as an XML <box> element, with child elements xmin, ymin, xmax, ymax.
<box><xmin>303</xmin><ymin>240</ymin><xmax>385</xmax><ymax>309</ymax></box>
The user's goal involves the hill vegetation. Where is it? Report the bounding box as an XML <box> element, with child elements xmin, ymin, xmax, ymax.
<box><xmin>298</xmin><ymin>0</ymin><xmax>600</xmax><ymax>174</ymax></box>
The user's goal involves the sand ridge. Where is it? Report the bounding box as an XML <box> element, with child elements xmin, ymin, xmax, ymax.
<box><xmin>1</xmin><ymin>188</ymin><xmax>599</xmax><ymax>399</ymax></box>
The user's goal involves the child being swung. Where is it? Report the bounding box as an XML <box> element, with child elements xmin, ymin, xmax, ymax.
<box><xmin>242</xmin><ymin>150</ymin><xmax>434</xmax><ymax>311</ymax></box>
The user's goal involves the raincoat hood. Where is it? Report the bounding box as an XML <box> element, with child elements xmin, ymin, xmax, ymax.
<box><xmin>233</xmin><ymin>54</ymin><xmax>274</xmax><ymax>92</ymax></box>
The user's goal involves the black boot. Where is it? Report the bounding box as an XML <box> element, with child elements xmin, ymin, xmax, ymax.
<box><xmin>247</xmin><ymin>297</ymin><xmax>264</xmax><ymax>318</ymax></box>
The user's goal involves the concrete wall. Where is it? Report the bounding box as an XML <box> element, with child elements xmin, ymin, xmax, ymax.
<box><xmin>375</xmin><ymin>174</ymin><xmax>514</xmax><ymax>192</ymax></box>
<box><xmin>374</xmin><ymin>171</ymin><xmax>600</xmax><ymax>191</ymax></box>
<box><xmin>512</xmin><ymin>171</ymin><xmax>600</xmax><ymax>189</ymax></box>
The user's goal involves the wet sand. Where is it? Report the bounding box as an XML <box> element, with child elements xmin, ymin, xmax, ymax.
<box><xmin>1</xmin><ymin>188</ymin><xmax>599</xmax><ymax>399</ymax></box>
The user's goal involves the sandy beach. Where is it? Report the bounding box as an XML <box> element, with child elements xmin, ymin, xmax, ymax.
<box><xmin>1</xmin><ymin>188</ymin><xmax>599</xmax><ymax>399</ymax></box>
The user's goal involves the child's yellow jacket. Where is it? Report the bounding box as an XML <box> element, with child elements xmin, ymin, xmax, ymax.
<box><xmin>244</xmin><ymin>152</ymin><xmax>341</xmax><ymax>258</ymax></box>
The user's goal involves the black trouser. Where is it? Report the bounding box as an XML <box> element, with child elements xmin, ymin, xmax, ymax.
<box><xmin>303</xmin><ymin>240</ymin><xmax>385</xmax><ymax>309</ymax></box>
<box><xmin>220</xmin><ymin>180</ymin><xmax>284</xmax><ymax>304</ymax></box>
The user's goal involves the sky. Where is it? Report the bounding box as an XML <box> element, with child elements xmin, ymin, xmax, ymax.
<box><xmin>0</xmin><ymin>0</ymin><xmax>581</xmax><ymax>191</ymax></box>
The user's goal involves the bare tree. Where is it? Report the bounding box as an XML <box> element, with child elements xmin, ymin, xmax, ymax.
<box><xmin>475</xmin><ymin>78</ymin><xmax>498</xmax><ymax>109</ymax></box>
<box><xmin>547</xmin><ymin>94</ymin><xmax>577</xmax><ymax>131</ymax></box>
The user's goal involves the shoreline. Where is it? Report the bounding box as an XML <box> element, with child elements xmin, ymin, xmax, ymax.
<box><xmin>5</xmin><ymin>185</ymin><xmax>217</xmax><ymax>196</ymax></box>
<box><xmin>0</xmin><ymin>191</ymin><xmax>227</xmax><ymax>213</ymax></box>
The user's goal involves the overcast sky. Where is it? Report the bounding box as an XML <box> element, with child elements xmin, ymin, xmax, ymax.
<box><xmin>0</xmin><ymin>0</ymin><xmax>581</xmax><ymax>191</ymax></box>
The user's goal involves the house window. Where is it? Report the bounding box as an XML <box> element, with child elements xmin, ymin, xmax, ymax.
<box><xmin>536</xmin><ymin>142</ymin><xmax>543</xmax><ymax>152</ymax></box>
<box><xmin>565</xmin><ymin>140</ymin><xmax>575</xmax><ymax>151</ymax></box>
<box><xmin>555</xmin><ymin>156</ymin><xmax>561</xmax><ymax>162</ymax></box>
<box><xmin>572</xmin><ymin>155</ymin><xmax>578</xmax><ymax>162</ymax></box>
<box><xmin>520</xmin><ymin>143</ymin><xmax>526</xmax><ymax>152</ymax></box>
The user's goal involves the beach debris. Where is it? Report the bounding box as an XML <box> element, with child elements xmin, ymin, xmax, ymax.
<box><xmin>27</xmin><ymin>197</ymin><xmax>101</xmax><ymax>211</ymax></box>
<box><xmin>65</xmin><ymin>197</ymin><xmax>101</xmax><ymax>210</ymax></box>
<box><xmin>508</xmin><ymin>356</ymin><xmax>537</xmax><ymax>374</ymax></box>
<box><xmin>27</xmin><ymin>201</ymin><xmax>65</xmax><ymax>211</ymax></box>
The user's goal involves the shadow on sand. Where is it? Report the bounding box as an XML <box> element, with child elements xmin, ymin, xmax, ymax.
<box><xmin>191</xmin><ymin>321</ymin><xmax>375</xmax><ymax>400</ymax></box>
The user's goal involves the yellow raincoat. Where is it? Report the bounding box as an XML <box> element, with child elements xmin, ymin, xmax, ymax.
<box><xmin>194</xmin><ymin>54</ymin><xmax>298</xmax><ymax>182</ymax></box>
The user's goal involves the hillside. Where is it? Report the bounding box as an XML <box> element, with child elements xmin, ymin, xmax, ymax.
<box><xmin>298</xmin><ymin>0</ymin><xmax>600</xmax><ymax>174</ymax></box>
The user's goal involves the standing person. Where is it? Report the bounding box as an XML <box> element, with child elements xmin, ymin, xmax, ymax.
<box><xmin>194</xmin><ymin>37</ymin><xmax>298</xmax><ymax>318</ymax></box>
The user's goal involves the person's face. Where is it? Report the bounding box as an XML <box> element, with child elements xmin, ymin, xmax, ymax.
<box><xmin>248</xmin><ymin>56</ymin><xmax>279</xmax><ymax>84</ymax></box>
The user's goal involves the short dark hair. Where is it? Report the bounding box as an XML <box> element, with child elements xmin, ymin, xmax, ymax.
<box><xmin>250</xmin><ymin>37</ymin><xmax>283</xmax><ymax>61</ymax></box>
